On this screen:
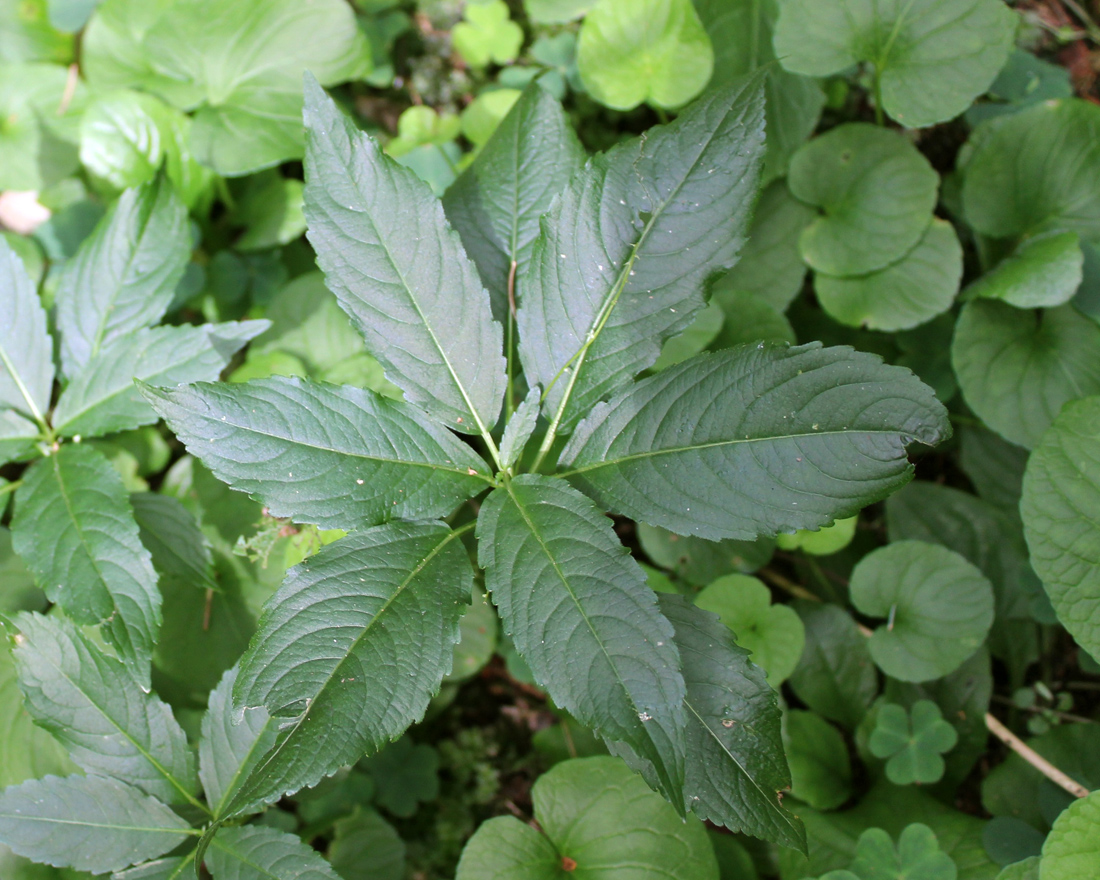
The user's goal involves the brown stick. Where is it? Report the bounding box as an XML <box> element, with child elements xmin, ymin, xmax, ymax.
<box><xmin>984</xmin><ymin>712</ymin><xmax>1090</xmax><ymax>798</ymax></box>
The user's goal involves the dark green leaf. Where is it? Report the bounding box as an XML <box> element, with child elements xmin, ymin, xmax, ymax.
<box><xmin>54</xmin><ymin>178</ymin><xmax>190</xmax><ymax>377</ymax></box>
<box><xmin>659</xmin><ymin>595</ymin><xmax>804</xmax><ymax>849</ymax></box>
<box><xmin>848</xmin><ymin>824</ymin><xmax>957</xmax><ymax>880</ymax></box>
<box><xmin>789</xmin><ymin>603</ymin><xmax>878</xmax><ymax>730</ymax></box>
<box><xmin>0</xmin><ymin>775</ymin><xmax>193</xmax><ymax>875</ymax></box>
<box><xmin>327</xmin><ymin>809</ymin><xmax>405</xmax><ymax>880</ymax></box>
<box><xmin>228</xmin><ymin>522</ymin><xmax>472</xmax><ymax>813</ymax></box>
<box><xmin>638</xmin><ymin>523</ymin><xmax>775</xmax><ymax>586</ymax></box>
<box><xmin>53</xmin><ymin>321</ymin><xmax>266</xmax><ymax>439</ymax></box>
<box><xmin>560</xmin><ymin>345</ymin><xmax>949</xmax><ymax>541</ymax></box>
<box><xmin>361</xmin><ymin>738</ymin><xmax>439</xmax><ymax>818</ymax></box>
<box><xmin>518</xmin><ymin>72</ymin><xmax>766</xmax><ymax>432</ymax></box>
<box><xmin>784</xmin><ymin>709</ymin><xmax>852</xmax><ymax>811</ymax></box>
<box><xmin>142</xmin><ymin>377</ymin><xmax>490</xmax><ymax>531</ymax></box>
<box><xmin>12</xmin><ymin>444</ymin><xmax>160</xmax><ymax>675</ymax></box>
<box><xmin>11</xmin><ymin>612</ymin><xmax>199</xmax><ymax>806</ymax></box>
<box><xmin>207</xmin><ymin>825</ymin><xmax>341</xmax><ymax>880</ymax></box>
<box><xmin>443</xmin><ymin>85</ymin><xmax>584</xmax><ymax>322</ymax></box>
<box><xmin>303</xmin><ymin>75</ymin><xmax>506</xmax><ymax>436</ymax></box>
<box><xmin>952</xmin><ymin>301</ymin><xmax>1100</xmax><ymax>449</ymax></box>
<box><xmin>868</xmin><ymin>701</ymin><xmax>958</xmax><ymax>787</ymax></box>
<box><xmin>477</xmin><ymin>475</ymin><xmax>687</xmax><ymax>809</ymax></box>
<box><xmin>1021</xmin><ymin>396</ymin><xmax>1100</xmax><ymax>659</ymax></box>
<box><xmin>131</xmin><ymin>492</ymin><xmax>217</xmax><ymax>594</ymax></box>
<box><xmin>0</xmin><ymin>238</ymin><xmax>53</xmax><ymax>426</ymax></box>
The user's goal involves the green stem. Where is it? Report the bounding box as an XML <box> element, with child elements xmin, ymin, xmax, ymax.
<box><xmin>872</xmin><ymin>66</ymin><xmax>885</xmax><ymax>127</ymax></box>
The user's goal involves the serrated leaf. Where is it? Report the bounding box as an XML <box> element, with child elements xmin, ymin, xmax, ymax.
<box><xmin>12</xmin><ymin>444</ymin><xmax>160</xmax><ymax>675</ymax></box>
<box><xmin>1039</xmin><ymin>789</ymin><xmax>1100</xmax><ymax>880</ymax></box>
<box><xmin>477</xmin><ymin>475</ymin><xmax>687</xmax><ymax>809</ymax></box>
<box><xmin>11</xmin><ymin>612</ymin><xmax>199</xmax><ymax>806</ymax></box>
<box><xmin>0</xmin><ymin>410</ymin><xmax>39</xmax><ymax>466</ymax></box>
<box><xmin>198</xmin><ymin>668</ymin><xmax>275</xmax><ymax>819</ymax></box>
<box><xmin>850</xmin><ymin>541</ymin><xmax>994</xmax><ymax>683</ymax></box>
<box><xmin>0</xmin><ymin>238</ymin><xmax>53</xmax><ymax>425</ymax></box>
<box><xmin>113</xmin><ymin>854</ymin><xmax>196</xmax><ymax>880</ymax></box>
<box><xmin>0</xmin><ymin>63</ymin><xmax>85</xmax><ymax>191</ymax></box>
<box><xmin>952</xmin><ymin>301</ymin><xmax>1100</xmax><ymax>449</ymax></box>
<box><xmin>443</xmin><ymin>84</ymin><xmax>585</xmax><ymax>323</ymax></box>
<box><xmin>227</xmin><ymin>522</ymin><xmax>472</xmax><ymax>814</ymax></box>
<box><xmin>962</xmin><ymin>99</ymin><xmax>1100</xmax><ymax>241</ymax></box>
<box><xmin>789</xmin><ymin>603</ymin><xmax>878</xmax><ymax>730</ymax></box>
<box><xmin>131</xmin><ymin>492</ymin><xmax>217</xmax><ymax>594</ymax></box>
<box><xmin>140</xmin><ymin>0</ymin><xmax>369</xmax><ymax>176</ymax></box>
<box><xmin>693</xmin><ymin>0</ymin><xmax>824</xmax><ymax>182</ymax></box>
<box><xmin>659</xmin><ymin>595</ymin><xmax>804</xmax><ymax>850</ymax></box>
<box><xmin>208</xmin><ymin>825</ymin><xmax>341</xmax><ymax>880</ymax></box>
<box><xmin>1021</xmin><ymin>396</ymin><xmax>1100</xmax><ymax>660</ymax></box>
<box><xmin>142</xmin><ymin>376</ymin><xmax>490</xmax><ymax>531</ymax></box>
<box><xmin>789</xmin><ymin>123</ymin><xmax>939</xmax><ymax>277</ymax></box>
<box><xmin>965</xmin><ymin>232</ymin><xmax>1083</xmax><ymax>310</ymax></box>
<box><xmin>518</xmin><ymin>73</ymin><xmax>766</xmax><ymax>432</ymax></box>
<box><xmin>774</xmin><ymin>0</ymin><xmax>1016</xmax><ymax>128</ymax></box>
<box><xmin>0</xmin><ymin>775</ymin><xmax>193</xmax><ymax>875</ymax></box>
<box><xmin>54</xmin><ymin>177</ymin><xmax>190</xmax><ymax>378</ymax></box>
<box><xmin>456</xmin><ymin>756</ymin><xmax>718</xmax><ymax>880</ymax></box>
<box><xmin>53</xmin><ymin>321</ymin><xmax>267</xmax><ymax>440</ymax></box>
<box><xmin>815</xmin><ymin>219</ymin><xmax>963</xmax><ymax>332</ymax></box>
<box><xmin>576</xmin><ymin>0</ymin><xmax>714</xmax><ymax>111</ymax></box>
<box><xmin>303</xmin><ymin>75</ymin><xmax>505</xmax><ymax>436</ymax></box>
<box><xmin>499</xmin><ymin>387</ymin><xmax>540</xmax><ymax>471</ymax></box>
<box><xmin>559</xmin><ymin>344</ymin><xmax>949</xmax><ymax>541</ymax></box>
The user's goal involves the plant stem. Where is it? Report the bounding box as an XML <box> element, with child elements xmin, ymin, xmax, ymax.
<box><xmin>757</xmin><ymin>567</ymin><xmax>820</xmax><ymax>603</ymax></box>
<box><xmin>990</xmin><ymin>694</ymin><xmax>1096</xmax><ymax>725</ymax></box>
<box><xmin>872</xmin><ymin>67</ymin><xmax>885</xmax><ymax>127</ymax></box>
<box><xmin>1062</xmin><ymin>0</ymin><xmax>1100</xmax><ymax>43</ymax></box>
<box><xmin>985</xmin><ymin>712</ymin><xmax>1091</xmax><ymax>798</ymax></box>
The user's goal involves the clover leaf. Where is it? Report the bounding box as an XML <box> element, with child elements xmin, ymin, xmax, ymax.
<box><xmin>869</xmin><ymin>701</ymin><xmax>959</xmax><ymax>786</ymax></box>
<box><xmin>452</xmin><ymin>0</ymin><xmax>523</xmax><ymax>69</ymax></box>
<box><xmin>849</xmin><ymin>824</ymin><xmax>958</xmax><ymax>880</ymax></box>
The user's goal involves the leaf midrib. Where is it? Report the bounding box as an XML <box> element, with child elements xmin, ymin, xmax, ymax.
<box><xmin>561</xmin><ymin>426</ymin><xmax>919</xmax><ymax>477</ymax></box>
<box><xmin>504</xmin><ymin>482</ymin><xmax>679</xmax><ymax>796</ymax></box>
<box><xmin>0</xmin><ymin>812</ymin><xmax>197</xmax><ymax>835</ymax></box>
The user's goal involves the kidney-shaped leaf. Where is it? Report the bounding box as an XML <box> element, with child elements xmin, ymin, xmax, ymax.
<box><xmin>1021</xmin><ymin>396</ymin><xmax>1100</xmax><ymax>661</ymax></box>
<box><xmin>850</xmin><ymin>541</ymin><xmax>994</xmax><ymax>682</ymax></box>
<box><xmin>142</xmin><ymin>376</ymin><xmax>491</xmax><ymax>531</ymax></box>
<box><xmin>789</xmin><ymin>123</ymin><xmax>938</xmax><ymax>277</ymax></box>
<box><xmin>560</xmin><ymin>344</ymin><xmax>949</xmax><ymax>542</ymax></box>
<box><xmin>477</xmin><ymin>475</ymin><xmax>687</xmax><ymax>809</ymax></box>
<box><xmin>456</xmin><ymin>756</ymin><xmax>718</xmax><ymax>880</ymax></box>
<box><xmin>774</xmin><ymin>0</ymin><xmax>1016</xmax><ymax>128</ymax></box>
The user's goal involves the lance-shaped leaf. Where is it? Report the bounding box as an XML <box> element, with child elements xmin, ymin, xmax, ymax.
<box><xmin>443</xmin><ymin>83</ymin><xmax>586</xmax><ymax>322</ymax></box>
<box><xmin>208</xmin><ymin>826</ymin><xmax>341</xmax><ymax>880</ymax></box>
<box><xmin>517</xmin><ymin>72</ymin><xmax>766</xmax><ymax>433</ymax></box>
<box><xmin>113</xmin><ymin>854</ymin><xmax>196</xmax><ymax>880</ymax></box>
<box><xmin>0</xmin><ymin>238</ymin><xmax>53</xmax><ymax>424</ymax></box>
<box><xmin>656</xmin><ymin>595</ymin><xmax>804</xmax><ymax>850</ymax></box>
<box><xmin>141</xmin><ymin>376</ymin><xmax>491</xmax><ymax>531</ymax></box>
<box><xmin>1021</xmin><ymin>396</ymin><xmax>1100</xmax><ymax>660</ymax></box>
<box><xmin>53</xmin><ymin>321</ymin><xmax>268</xmax><ymax>439</ymax></box>
<box><xmin>477</xmin><ymin>475</ymin><xmax>687</xmax><ymax>809</ymax></box>
<box><xmin>0</xmin><ymin>774</ymin><xmax>194</xmax><ymax>875</ymax></box>
<box><xmin>226</xmin><ymin>522</ymin><xmax>473</xmax><ymax>814</ymax></box>
<box><xmin>54</xmin><ymin>177</ymin><xmax>190</xmax><ymax>378</ymax></box>
<box><xmin>559</xmin><ymin>344</ymin><xmax>949</xmax><ymax>542</ymax></box>
<box><xmin>12</xmin><ymin>444</ymin><xmax>161</xmax><ymax>675</ymax></box>
<box><xmin>0</xmin><ymin>409</ymin><xmax>39</xmax><ymax>466</ymax></box>
<box><xmin>303</xmin><ymin>75</ymin><xmax>506</xmax><ymax>435</ymax></box>
<box><xmin>131</xmin><ymin>492</ymin><xmax>218</xmax><ymax>594</ymax></box>
<box><xmin>198</xmin><ymin>668</ymin><xmax>276</xmax><ymax>818</ymax></box>
<box><xmin>11</xmin><ymin>612</ymin><xmax>200</xmax><ymax>807</ymax></box>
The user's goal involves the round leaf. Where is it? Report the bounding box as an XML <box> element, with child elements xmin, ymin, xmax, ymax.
<box><xmin>456</xmin><ymin>757</ymin><xmax>718</xmax><ymax>879</ymax></box>
<box><xmin>1021</xmin><ymin>396</ymin><xmax>1100</xmax><ymax>661</ymax></box>
<box><xmin>1039</xmin><ymin>790</ymin><xmax>1100</xmax><ymax>880</ymax></box>
<box><xmin>775</xmin><ymin>516</ymin><xmax>859</xmax><ymax>556</ymax></box>
<box><xmin>965</xmin><ymin>232</ymin><xmax>1084</xmax><ymax>311</ymax></box>
<box><xmin>577</xmin><ymin>0</ymin><xmax>714</xmax><ymax>110</ymax></box>
<box><xmin>953</xmin><ymin>301</ymin><xmax>1100</xmax><ymax>449</ymax></box>
<box><xmin>850</xmin><ymin>541</ymin><xmax>994</xmax><ymax>682</ymax></box>
<box><xmin>789</xmin><ymin>123</ymin><xmax>939</xmax><ymax>276</ymax></box>
<box><xmin>815</xmin><ymin>219</ymin><xmax>963</xmax><ymax>332</ymax></box>
<box><xmin>694</xmin><ymin>574</ymin><xmax>805</xmax><ymax>685</ymax></box>
<box><xmin>962</xmin><ymin>99</ymin><xmax>1100</xmax><ymax>241</ymax></box>
<box><xmin>774</xmin><ymin>0</ymin><xmax>1016</xmax><ymax>128</ymax></box>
